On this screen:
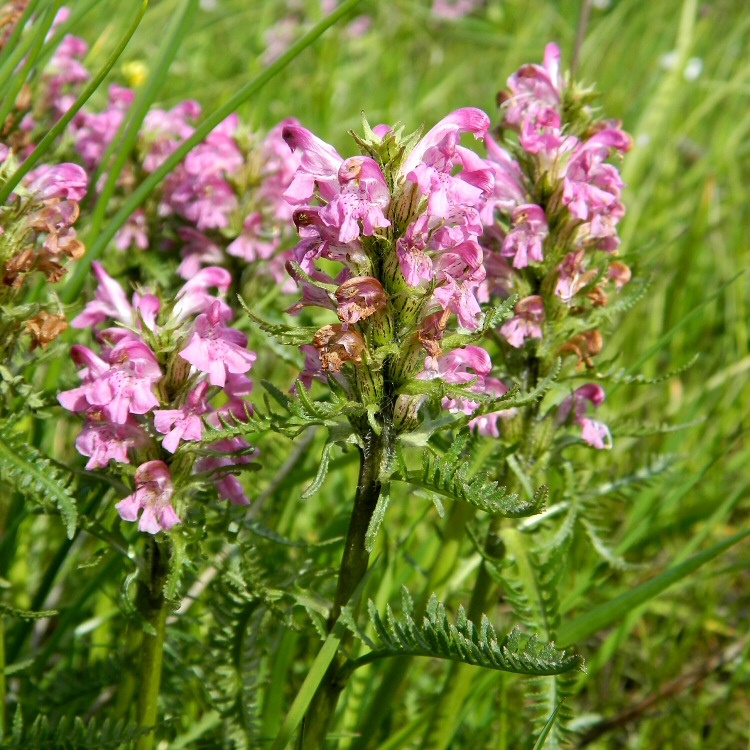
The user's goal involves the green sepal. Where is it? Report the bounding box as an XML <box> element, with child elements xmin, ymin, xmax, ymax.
<box><xmin>239</xmin><ymin>296</ymin><xmax>320</xmax><ymax>345</ymax></box>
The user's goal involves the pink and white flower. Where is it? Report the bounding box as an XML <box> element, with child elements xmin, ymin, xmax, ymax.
<box><xmin>115</xmin><ymin>460</ymin><xmax>180</xmax><ymax>533</ymax></box>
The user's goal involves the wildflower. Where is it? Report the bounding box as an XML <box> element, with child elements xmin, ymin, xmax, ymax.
<box><xmin>500</xmin><ymin>296</ymin><xmax>545</xmax><ymax>348</ymax></box>
<box><xmin>115</xmin><ymin>460</ymin><xmax>180</xmax><ymax>533</ymax></box>
<box><xmin>179</xmin><ymin>300</ymin><xmax>257</xmax><ymax>387</ymax></box>
<box><xmin>153</xmin><ymin>381</ymin><xmax>209</xmax><ymax>454</ymax></box>
<box><xmin>557</xmin><ymin>383</ymin><xmax>612</xmax><ymax>449</ymax></box>
<box><xmin>75</xmin><ymin>410</ymin><xmax>148</xmax><ymax>469</ymax></box>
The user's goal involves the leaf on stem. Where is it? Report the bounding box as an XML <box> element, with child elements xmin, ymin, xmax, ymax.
<box><xmin>345</xmin><ymin>587</ymin><xmax>582</xmax><ymax>677</ymax></box>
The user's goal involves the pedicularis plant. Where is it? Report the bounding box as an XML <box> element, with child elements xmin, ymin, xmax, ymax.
<box><xmin>1</xmin><ymin>4</ymin><xmax>744</xmax><ymax>750</ymax></box>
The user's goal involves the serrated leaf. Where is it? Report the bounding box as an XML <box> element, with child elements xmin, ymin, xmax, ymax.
<box><xmin>239</xmin><ymin>297</ymin><xmax>320</xmax><ymax>345</ymax></box>
<box><xmin>0</xmin><ymin>603</ymin><xmax>58</xmax><ymax>620</ymax></box>
<box><xmin>365</xmin><ymin>482</ymin><xmax>391</xmax><ymax>552</ymax></box>
<box><xmin>346</xmin><ymin>588</ymin><xmax>582</xmax><ymax>677</ymax></box>
<box><xmin>0</xmin><ymin>427</ymin><xmax>77</xmax><ymax>538</ymax></box>
<box><xmin>394</xmin><ymin>440</ymin><xmax>542</xmax><ymax>517</ymax></box>
<box><xmin>301</xmin><ymin>441</ymin><xmax>336</xmax><ymax>499</ymax></box>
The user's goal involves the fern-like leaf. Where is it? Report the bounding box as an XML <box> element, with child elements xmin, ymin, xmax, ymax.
<box><xmin>239</xmin><ymin>297</ymin><xmax>320</xmax><ymax>345</ymax></box>
<box><xmin>394</xmin><ymin>435</ymin><xmax>543</xmax><ymax>517</ymax></box>
<box><xmin>0</xmin><ymin>427</ymin><xmax>77</xmax><ymax>538</ymax></box>
<box><xmin>346</xmin><ymin>587</ymin><xmax>582</xmax><ymax>677</ymax></box>
<box><xmin>5</xmin><ymin>714</ymin><xmax>152</xmax><ymax>749</ymax></box>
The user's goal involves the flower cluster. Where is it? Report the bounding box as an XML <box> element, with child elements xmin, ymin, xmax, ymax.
<box><xmin>7</xmin><ymin>8</ymin><xmax>302</xmax><ymax>291</ymax></box>
<box><xmin>58</xmin><ymin>262</ymin><xmax>258</xmax><ymax>532</ymax></box>
<box><xmin>282</xmin><ymin>110</ymin><xmax>511</xmax><ymax>435</ymax></box>
<box><xmin>477</xmin><ymin>43</ymin><xmax>633</xmax><ymax>448</ymax></box>
<box><xmin>69</xmin><ymin>86</ymin><xmax>302</xmax><ymax>285</ymax></box>
<box><xmin>0</xmin><ymin>152</ymin><xmax>88</xmax><ymax>349</ymax></box>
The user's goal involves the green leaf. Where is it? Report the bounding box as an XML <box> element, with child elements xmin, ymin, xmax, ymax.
<box><xmin>365</xmin><ymin>482</ymin><xmax>391</xmax><ymax>553</ymax></box>
<box><xmin>557</xmin><ymin>528</ymin><xmax>750</xmax><ymax>646</ymax></box>
<box><xmin>0</xmin><ymin>603</ymin><xmax>58</xmax><ymax>620</ymax></box>
<box><xmin>301</xmin><ymin>441</ymin><xmax>336</xmax><ymax>499</ymax></box>
<box><xmin>394</xmin><ymin>435</ymin><xmax>542</xmax><ymax>517</ymax></box>
<box><xmin>0</xmin><ymin>428</ymin><xmax>77</xmax><ymax>538</ymax></box>
<box><xmin>240</xmin><ymin>300</ymin><xmax>320</xmax><ymax>346</ymax></box>
<box><xmin>532</xmin><ymin>701</ymin><xmax>565</xmax><ymax>750</ymax></box>
<box><xmin>345</xmin><ymin>588</ymin><xmax>582</xmax><ymax>677</ymax></box>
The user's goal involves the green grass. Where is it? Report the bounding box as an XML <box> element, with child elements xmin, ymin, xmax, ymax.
<box><xmin>2</xmin><ymin>0</ymin><xmax>748</xmax><ymax>747</ymax></box>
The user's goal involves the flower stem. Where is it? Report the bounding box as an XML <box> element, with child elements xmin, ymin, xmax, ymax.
<box><xmin>135</xmin><ymin>539</ymin><xmax>170</xmax><ymax>750</ymax></box>
<box><xmin>299</xmin><ymin>426</ymin><xmax>388</xmax><ymax>748</ymax></box>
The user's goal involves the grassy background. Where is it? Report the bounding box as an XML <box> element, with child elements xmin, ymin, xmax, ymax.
<box><xmin>13</xmin><ymin>0</ymin><xmax>750</xmax><ymax>747</ymax></box>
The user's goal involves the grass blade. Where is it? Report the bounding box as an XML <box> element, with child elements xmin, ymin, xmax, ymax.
<box><xmin>0</xmin><ymin>1</ymin><xmax>149</xmax><ymax>205</ymax></box>
<box><xmin>557</xmin><ymin>528</ymin><xmax>750</xmax><ymax>646</ymax></box>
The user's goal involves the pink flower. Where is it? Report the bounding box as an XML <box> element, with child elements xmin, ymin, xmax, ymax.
<box><xmin>501</xmin><ymin>204</ymin><xmax>548</xmax><ymax>268</ymax></box>
<box><xmin>259</xmin><ymin>118</ymin><xmax>304</xmax><ymax>222</ymax></box>
<box><xmin>557</xmin><ymin>383</ymin><xmax>612</xmax><ymax>450</ymax></box>
<box><xmin>179</xmin><ymin>301</ymin><xmax>257</xmax><ymax>387</ymax></box>
<box><xmin>432</xmin><ymin>240</ymin><xmax>486</xmax><ymax>330</ymax></box>
<box><xmin>115</xmin><ymin>209</ymin><xmax>149</xmax><ymax>251</ymax></box>
<box><xmin>320</xmin><ymin>156</ymin><xmax>391</xmax><ymax>242</ymax></box>
<box><xmin>71</xmin><ymin>262</ymin><xmax>133</xmax><ymax>328</ymax></box>
<box><xmin>115</xmin><ymin>460</ymin><xmax>180</xmax><ymax>533</ymax></box>
<box><xmin>176</xmin><ymin>228</ymin><xmax>225</xmax><ymax>278</ymax></box>
<box><xmin>173</xmin><ymin>266</ymin><xmax>232</xmax><ymax>322</ymax></box>
<box><xmin>58</xmin><ymin>345</ymin><xmax>113</xmax><ymax>414</ymax></box>
<box><xmin>73</xmin><ymin>85</ymin><xmax>133</xmax><ymax>170</ymax></box>
<box><xmin>419</xmin><ymin>345</ymin><xmax>494</xmax><ymax>415</ymax></box>
<box><xmin>480</xmin><ymin>133</ymin><xmax>526</xmax><ymax>221</ymax></box>
<box><xmin>401</xmin><ymin>108</ymin><xmax>490</xmax><ymax>177</ymax></box>
<box><xmin>282</xmin><ymin>122</ymin><xmax>344</xmax><ymax>204</ymax></box>
<box><xmin>25</xmin><ymin>163</ymin><xmax>88</xmax><ymax>202</ymax></box>
<box><xmin>555</xmin><ymin>250</ymin><xmax>592</xmax><ymax>303</ymax></box>
<box><xmin>468</xmin><ymin>377</ymin><xmax>514</xmax><ymax>438</ymax></box>
<box><xmin>500</xmin><ymin>295</ymin><xmax>545</xmax><ymax>348</ymax></box>
<box><xmin>501</xmin><ymin>43</ymin><xmax>563</xmax><ymax>131</ymax></box>
<box><xmin>88</xmin><ymin>339</ymin><xmax>162</xmax><ymax>424</ymax></box>
<box><xmin>227</xmin><ymin>213</ymin><xmax>279</xmax><ymax>262</ymax></box>
<box><xmin>195</xmin><ymin>437</ymin><xmax>254</xmax><ymax>506</ymax></box>
<box><xmin>75</xmin><ymin>411</ymin><xmax>149</xmax><ymax>469</ymax></box>
<box><xmin>153</xmin><ymin>382</ymin><xmax>209</xmax><ymax>453</ymax></box>
<box><xmin>396</xmin><ymin>214</ymin><xmax>433</xmax><ymax>286</ymax></box>
<box><xmin>432</xmin><ymin>0</ymin><xmax>483</xmax><ymax>19</ymax></box>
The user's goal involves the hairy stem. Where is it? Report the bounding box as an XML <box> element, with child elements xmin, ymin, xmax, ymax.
<box><xmin>135</xmin><ymin>539</ymin><xmax>170</xmax><ymax>750</ymax></box>
<box><xmin>299</xmin><ymin>426</ymin><xmax>387</xmax><ymax>749</ymax></box>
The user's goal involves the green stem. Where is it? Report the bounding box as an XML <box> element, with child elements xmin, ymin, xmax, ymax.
<box><xmin>299</xmin><ymin>427</ymin><xmax>387</xmax><ymax>749</ymax></box>
<box><xmin>135</xmin><ymin>539</ymin><xmax>170</xmax><ymax>750</ymax></box>
<box><xmin>352</xmin><ymin>500</ymin><xmax>476</xmax><ymax>748</ymax></box>
<box><xmin>0</xmin><ymin>615</ymin><xmax>6</xmax><ymax>743</ymax></box>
